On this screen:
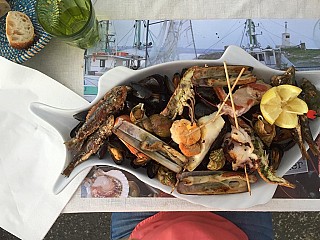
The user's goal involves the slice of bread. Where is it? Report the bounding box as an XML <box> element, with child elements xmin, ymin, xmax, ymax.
<box><xmin>0</xmin><ymin>0</ymin><xmax>10</xmax><ymax>18</ymax></box>
<box><xmin>6</xmin><ymin>11</ymin><xmax>35</xmax><ymax>49</ymax></box>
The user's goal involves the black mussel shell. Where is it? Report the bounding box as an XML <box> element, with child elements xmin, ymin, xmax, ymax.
<box><xmin>210</xmin><ymin>121</ymin><xmax>229</xmax><ymax>151</ymax></box>
<box><xmin>107</xmin><ymin>135</ymin><xmax>130</xmax><ymax>164</ymax></box>
<box><xmin>164</xmin><ymin>75</ymin><xmax>175</xmax><ymax>94</ymax></box>
<box><xmin>108</xmin><ymin>145</ymin><xmax>125</xmax><ymax>165</ymax></box>
<box><xmin>70</xmin><ymin>121</ymin><xmax>84</xmax><ymax>138</ymax></box>
<box><xmin>194</xmin><ymin>102</ymin><xmax>216</xmax><ymax>119</ymax></box>
<box><xmin>268</xmin><ymin>144</ymin><xmax>284</xmax><ymax>170</ymax></box>
<box><xmin>195</xmin><ymin>86</ymin><xmax>220</xmax><ymax>105</ymax></box>
<box><xmin>73</xmin><ymin>110</ymin><xmax>89</xmax><ymax>122</ymax></box>
<box><xmin>130</xmin><ymin>82</ymin><xmax>153</xmax><ymax>99</ymax></box>
<box><xmin>97</xmin><ymin>140</ymin><xmax>109</xmax><ymax>159</ymax></box>
<box><xmin>146</xmin><ymin>161</ymin><xmax>160</xmax><ymax>179</ymax></box>
<box><xmin>130</xmin><ymin>159</ymin><xmax>143</xmax><ymax>169</ymax></box>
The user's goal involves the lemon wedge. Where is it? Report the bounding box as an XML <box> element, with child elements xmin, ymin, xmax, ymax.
<box><xmin>260</xmin><ymin>84</ymin><xmax>308</xmax><ymax>129</ymax></box>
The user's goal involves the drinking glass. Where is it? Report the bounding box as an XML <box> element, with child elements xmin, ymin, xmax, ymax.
<box><xmin>36</xmin><ymin>0</ymin><xmax>100</xmax><ymax>49</ymax></box>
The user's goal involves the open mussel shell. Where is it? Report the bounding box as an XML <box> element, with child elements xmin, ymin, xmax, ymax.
<box><xmin>267</xmin><ymin>145</ymin><xmax>284</xmax><ymax>170</ymax></box>
<box><xmin>146</xmin><ymin>161</ymin><xmax>160</xmax><ymax>179</ymax></box>
<box><xmin>207</xmin><ymin>148</ymin><xmax>226</xmax><ymax>171</ymax></box>
<box><xmin>130</xmin><ymin>82</ymin><xmax>153</xmax><ymax>99</ymax></box>
<box><xmin>97</xmin><ymin>141</ymin><xmax>109</xmax><ymax>159</ymax></box>
<box><xmin>194</xmin><ymin>102</ymin><xmax>216</xmax><ymax>119</ymax></box>
<box><xmin>70</xmin><ymin>121</ymin><xmax>84</xmax><ymax>138</ymax></box>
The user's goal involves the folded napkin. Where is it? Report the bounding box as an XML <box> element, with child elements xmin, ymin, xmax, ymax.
<box><xmin>0</xmin><ymin>57</ymin><xmax>90</xmax><ymax>240</ymax></box>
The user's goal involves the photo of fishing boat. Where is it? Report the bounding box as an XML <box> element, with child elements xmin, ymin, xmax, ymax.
<box><xmin>83</xmin><ymin>19</ymin><xmax>320</xmax><ymax>102</ymax></box>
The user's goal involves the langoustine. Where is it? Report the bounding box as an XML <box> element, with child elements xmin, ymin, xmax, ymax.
<box><xmin>160</xmin><ymin>65</ymin><xmax>256</xmax><ymax>122</ymax></box>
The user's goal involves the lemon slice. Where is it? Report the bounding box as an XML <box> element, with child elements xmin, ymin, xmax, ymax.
<box><xmin>284</xmin><ymin>98</ymin><xmax>308</xmax><ymax>113</ymax></box>
<box><xmin>260</xmin><ymin>86</ymin><xmax>281</xmax><ymax>105</ymax></box>
<box><xmin>277</xmin><ymin>84</ymin><xmax>302</xmax><ymax>102</ymax></box>
<box><xmin>274</xmin><ymin>111</ymin><xmax>299</xmax><ymax>128</ymax></box>
<box><xmin>260</xmin><ymin>104</ymin><xmax>282</xmax><ymax>125</ymax></box>
<box><xmin>260</xmin><ymin>84</ymin><xmax>308</xmax><ymax>129</ymax></box>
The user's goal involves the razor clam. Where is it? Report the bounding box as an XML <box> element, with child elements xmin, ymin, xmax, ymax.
<box><xmin>177</xmin><ymin>171</ymin><xmax>257</xmax><ymax>195</ymax></box>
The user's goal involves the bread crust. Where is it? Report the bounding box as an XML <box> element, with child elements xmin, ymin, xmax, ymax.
<box><xmin>6</xmin><ymin>11</ymin><xmax>35</xmax><ymax>49</ymax></box>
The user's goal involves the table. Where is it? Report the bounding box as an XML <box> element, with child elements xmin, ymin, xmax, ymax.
<box><xmin>23</xmin><ymin>0</ymin><xmax>320</xmax><ymax>212</ymax></box>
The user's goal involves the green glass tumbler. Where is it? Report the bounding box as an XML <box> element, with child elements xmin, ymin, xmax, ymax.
<box><xmin>36</xmin><ymin>0</ymin><xmax>100</xmax><ymax>49</ymax></box>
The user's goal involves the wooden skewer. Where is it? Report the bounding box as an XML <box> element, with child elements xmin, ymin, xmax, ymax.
<box><xmin>224</xmin><ymin>61</ymin><xmax>239</xmax><ymax>129</ymax></box>
<box><xmin>244</xmin><ymin>164</ymin><xmax>252</xmax><ymax>195</ymax></box>
<box><xmin>224</xmin><ymin>61</ymin><xmax>251</xmax><ymax>195</ymax></box>
<box><xmin>185</xmin><ymin>67</ymin><xmax>246</xmax><ymax>137</ymax></box>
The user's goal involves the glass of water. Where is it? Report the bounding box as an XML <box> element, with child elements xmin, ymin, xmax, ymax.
<box><xmin>36</xmin><ymin>0</ymin><xmax>100</xmax><ymax>49</ymax></box>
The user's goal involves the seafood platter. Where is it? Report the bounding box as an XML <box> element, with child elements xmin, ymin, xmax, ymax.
<box><xmin>30</xmin><ymin>45</ymin><xmax>320</xmax><ymax>209</ymax></box>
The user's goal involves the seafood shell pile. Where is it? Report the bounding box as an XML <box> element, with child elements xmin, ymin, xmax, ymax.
<box><xmin>64</xmin><ymin>65</ymin><xmax>320</xmax><ymax>195</ymax></box>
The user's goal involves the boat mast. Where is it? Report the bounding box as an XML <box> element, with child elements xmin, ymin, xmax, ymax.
<box><xmin>189</xmin><ymin>20</ymin><xmax>198</xmax><ymax>58</ymax></box>
<box><xmin>145</xmin><ymin>20</ymin><xmax>150</xmax><ymax>67</ymax></box>
<box><xmin>133</xmin><ymin>20</ymin><xmax>142</xmax><ymax>50</ymax></box>
<box><xmin>245</xmin><ymin>19</ymin><xmax>261</xmax><ymax>50</ymax></box>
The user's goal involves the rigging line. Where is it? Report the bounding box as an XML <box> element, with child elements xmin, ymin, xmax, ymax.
<box><xmin>205</xmin><ymin>20</ymin><xmax>244</xmax><ymax>52</ymax></box>
<box><xmin>235</xmin><ymin>22</ymin><xmax>247</xmax><ymax>47</ymax></box>
<box><xmin>239</xmin><ymin>21</ymin><xmax>247</xmax><ymax>47</ymax></box>
<box><xmin>258</xmin><ymin>22</ymin><xmax>277</xmax><ymax>46</ymax></box>
<box><xmin>258</xmin><ymin>24</ymin><xmax>282</xmax><ymax>40</ymax></box>
<box><xmin>189</xmin><ymin>20</ymin><xmax>198</xmax><ymax>58</ymax></box>
<box><xmin>147</xmin><ymin>28</ymin><xmax>158</xmax><ymax>45</ymax></box>
<box><xmin>267</xmin><ymin>19</ymin><xmax>315</xmax><ymax>42</ymax></box>
<box><xmin>116</xmin><ymin>25</ymin><xmax>135</xmax><ymax>46</ymax></box>
<box><xmin>259</xmin><ymin>24</ymin><xmax>299</xmax><ymax>46</ymax></box>
<box><xmin>204</xmin><ymin>21</ymin><xmax>245</xmax><ymax>52</ymax></box>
